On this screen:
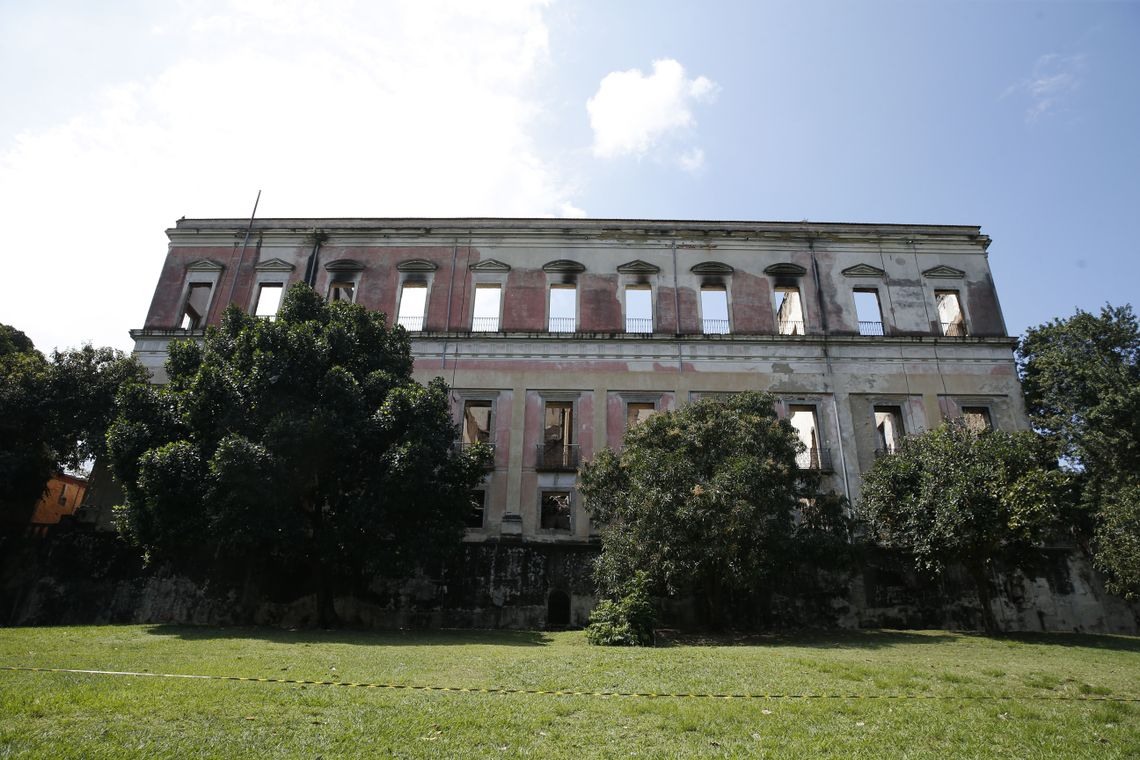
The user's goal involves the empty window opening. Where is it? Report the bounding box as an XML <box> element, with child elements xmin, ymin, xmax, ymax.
<box><xmin>625</xmin><ymin>286</ymin><xmax>653</xmax><ymax>333</ymax></box>
<box><xmin>58</xmin><ymin>485</ymin><xmax>68</xmax><ymax>506</ymax></box>
<box><xmin>328</xmin><ymin>281</ymin><xmax>355</xmax><ymax>303</ymax></box>
<box><xmin>397</xmin><ymin>283</ymin><xmax>428</xmax><ymax>331</ymax></box>
<box><xmin>472</xmin><ymin>284</ymin><xmax>502</xmax><ymax>332</ymax></box>
<box><xmin>775</xmin><ymin>287</ymin><xmax>804</xmax><ymax>335</ymax></box>
<box><xmin>700</xmin><ymin>286</ymin><xmax>730</xmax><ymax>334</ymax></box>
<box><xmin>539</xmin><ymin>401</ymin><xmax>577</xmax><ymax>469</ymax></box>
<box><xmin>874</xmin><ymin>406</ymin><xmax>905</xmax><ymax>455</ymax></box>
<box><xmin>548</xmin><ymin>285</ymin><xmax>577</xmax><ymax>332</ymax></box>
<box><xmin>541</xmin><ymin>491</ymin><xmax>572</xmax><ymax>532</ymax></box>
<box><xmin>547</xmin><ymin>590</ymin><xmax>571</xmax><ymax>626</ymax></box>
<box><xmin>180</xmin><ymin>283</ymin><xmax>213</xmax><ymax>329</ymax></box>
<box><xmin>626</xmin><ymin>401</ymin><xmax>656</xmax><ymax>429</ymax></box>
<box><xmin>254</xmin><ymin>283</ymin><xmax>284</xmax><ymax>318</ymax></box>
<box><xmin>462</xmin><ymin>400</ymin><xmax>493</xmax><ymax>446</ymax></box>
<box><xmin>466</xmin><ymin>490</ymin><xmax>486</xmax><ymax>529</ymax></box>
<box><xmin>854</xmin><ymin>290</ymin><xmax>884</xmax><ymax>336</ymax></box>
<box><xmin>936</xmin><ymin>291</ymin><xmax>967</xmax><ymax>336</ymax></box>
<box><xmin>789</xmin><ymin>405</ymin><xmax>827</xmax><ymax>469</ymax></box>
<box><xmin>961</xmin><ymin>406</ymin><xmax>992</xmax><ymax>433</ymax></box>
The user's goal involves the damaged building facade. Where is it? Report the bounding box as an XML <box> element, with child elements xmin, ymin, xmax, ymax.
<box><xmin>125</xmin><ymin>217</ymin><xmax>1078</xmax><ymax>629</ymax></box>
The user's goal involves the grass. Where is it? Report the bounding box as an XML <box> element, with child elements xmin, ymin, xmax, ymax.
<box><xmin>1</xmin><ymin>625</ymin><xmax>1138</xmax><ymax>758</ymax></box>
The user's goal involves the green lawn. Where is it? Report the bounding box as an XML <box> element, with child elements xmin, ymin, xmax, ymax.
<box><xmin>1</xmin><ymin>625</ymin><xmax>1137</xmax><ymax>758</ymax></box>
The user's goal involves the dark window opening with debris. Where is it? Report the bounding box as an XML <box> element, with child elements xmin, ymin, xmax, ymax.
<box><xmin>462</xmin><ymin>400</ymin><xmax>493</xmax><ymax>446</ymax></box>
<box><xmin>961</xmin><ymin>406</ymin><xmax>992</xmax><ymax>432</ymax></box>
<box><xmin>328</xmin><ymin>281</ymin><xmax>355</xmax><ymax>302</ymax></box>
<box><xmin>180</xmin><ymin>283</ymin><xmax>213</xmax><ymax>329</ymax></box>
<box><xmin>466</xmin><ymin>490</ymin><xmax>486</xmax><ymax>529</ymax></box>
<box><xmin>874</xmin><ymin>406</ymin><xmax>905</xmax><ymax>455</ymax></box>
<box><xmin>540</xmin><ymin>491</ymin><xmax>572</xmax><ymax>531</ymax></box>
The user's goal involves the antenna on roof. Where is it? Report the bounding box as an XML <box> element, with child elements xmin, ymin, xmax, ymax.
<box><xmin>226</xmin><ymin>190</ymin><xmax>262</xmax><ymax>305</ymax></box>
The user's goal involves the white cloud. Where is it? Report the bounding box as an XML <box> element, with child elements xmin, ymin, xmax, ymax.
<box><xmin>677</xmin><ymin>147</ymin><xmax>705</xmax><ymax>173</ymax></box>
<box><xmin>1004</xmin><ymin>53</ymin><xmax>1086</xmax><ymax>122</ymax></box>
<box><xmin>587</xmin><ymin>58</ymin><xmax>718</xmax><ymax>161</ymax></box>
<box><xmin>0</xmin><ymin>0</ymin><xmax>581</xmax><ymax>353</ymax></box>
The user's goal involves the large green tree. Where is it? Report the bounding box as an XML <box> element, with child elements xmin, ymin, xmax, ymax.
<box><xmin>579</xmin><ymin>392</ymin><xmax>843</xmax><ymax>628</ymax></box>
<box><xmin>1017</xmin><ymin>304</ymin><xmax>1140</xmax><ymax>597</ymax></box>
<box><xmin>107</xmin><ymin>284</ymin><xmax>489</xmax><ymax>626</ymax></box>
<box><xmin>0</xmin><ymin>324</ymin><xmax>146</xmax><ymax>523</ymax></box>
<box><xmin>859</xmin><ymin>423</ymin><xmax>1069</xmax><ymax>631</ymax></box>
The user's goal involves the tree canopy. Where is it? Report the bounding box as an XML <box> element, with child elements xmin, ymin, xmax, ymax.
<box><xmin>0</xmin><ymin>324</ymin><xmax>146</xmax><ymax>523</ymax></box>
<box><xmin>859</xmin><ymin>423</ymin><xmax>1070</xmax><ymax>631</ymax></box>
<box><xmin>579</xmin><ymin>391</ymin><xmax>844</xmax><ymax>628</ymax></box>
<box><xmin>107</xmin><ymin>284</ymin><xmax>489</xmax><ymax>626</ymax></box>
<box><xmin>1017</xmin><ymin>303</ymin><xmax>1140</xmax><ymax>597</ymax></box>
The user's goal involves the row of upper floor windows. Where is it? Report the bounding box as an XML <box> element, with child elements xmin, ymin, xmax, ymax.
<box><xmin>179</xmin><ymin>271</ymin><xmax>971</xmax><ymax>338</ymax></box>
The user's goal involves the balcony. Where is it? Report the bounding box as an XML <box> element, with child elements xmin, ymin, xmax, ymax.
<box><xmin>777</xmin><ymin>320</ymin><xmax>805</xmax><ymax>335</ymax></box>
<box><xmin>625</xmin><ymin>317</ymin><xmax>653</xmax><ymax>334</ymax></box>
<box><xmin>795</xmin><ymin>447</ymin><xmax>833</xmax><ymax>472</ymax></box>
<box><xmin>702</xmin><ymin>318</ymin><xmax>730</xmax><ymax>335</ymax></box>
<box><xmin>471</xmin><ymin>316</ymin><xmax>500</xmax><ymax>332</ymax></box>
<box><xmin>397</xmin><ymin>315</ymin><xmax>424</xmax><ymax>331</ymax></box>
<box><xmin>548</xmin><ymin>317</ymin><xmax>577</xmax><ymax>333</ymax></box>
<box><xmin>536</xmin><ymin>444</ymin><xmax>580</xmax><ymax>471</ymax></box>
<box><xmin>858</xmin><ymin>321</ymin><xmax>884</xmax><ymax>336</ymax></box>
<box><xmin>940</xmin><ymin>321</ymin><xmax>968</xmax><ymax>337</ymax></box>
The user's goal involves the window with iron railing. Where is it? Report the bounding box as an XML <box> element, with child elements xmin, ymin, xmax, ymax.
<box><xmin>625</xmin><ymin>286</ymin><xmax>653</xmax><ymax>333</ymax></box>
<box><xmin>548</xmin><ymin>285</ymin><xmax>577</xmax><ymax>333</ymax></box>
<box><xmin>700</xmin><ymin>287</ymin><xmax>730</xmax><ymax>334</ymax></box>
<box><xmin>854</xmin><ymin>289</ymin><xmax>884</xmax><ymax>336</ymax></box>
<box><xmin>471</xmin><ymin>284</ymin><xmax>501</xmax><ymax>332</ymax></box>
<box><xmin>397</xmin><ymin>283</ymin><xmax>427</xmax><ymax>331</ymax></box>
<box><xmin>795</xmin><ymin>447</ymin><xmax>833</xmax><ymax>471</ymax></box>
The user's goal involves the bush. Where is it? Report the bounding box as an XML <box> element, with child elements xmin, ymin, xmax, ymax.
<box><xmin>585</xmin><ymin>573</ymin><xmax>656</xmax><ymax>647</ymax></box>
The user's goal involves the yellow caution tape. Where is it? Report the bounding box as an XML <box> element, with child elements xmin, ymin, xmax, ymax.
<box><xmin>3</xmin><ymin>665</ymin><xmax>1137</xmax><ymax>702</ymax></box>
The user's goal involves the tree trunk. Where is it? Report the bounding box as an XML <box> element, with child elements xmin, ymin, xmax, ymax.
<box><xmin>969</xmin><ymin>561</ymin><xmax>999</xmax><ymax>634</ymax></box>
<box><xmin>307</xmin><ymin>492</ymin><xmax>339</xmax><ymax>629</ymax></box>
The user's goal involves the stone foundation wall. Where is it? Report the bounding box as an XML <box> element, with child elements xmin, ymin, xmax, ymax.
<box><xmin>2</xmin><ymin>530</ymin><xmax>1137</xmax><ymax>634</ymax></box>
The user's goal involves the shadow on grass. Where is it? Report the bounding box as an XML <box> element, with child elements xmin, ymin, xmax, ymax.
<box><xmin>144</xmin><ymin>624</ymin><xmax>552</xmax><ymax>647</ymax></box>
<box><xmin>655</xmin><ymin>629</ymin><xmax>958</xmax><ymax>649</ymax></box>
<box><xmin>655</xmin><ymin>629</ymin><xmax>1140</xmax><ymax>652</ymax></box>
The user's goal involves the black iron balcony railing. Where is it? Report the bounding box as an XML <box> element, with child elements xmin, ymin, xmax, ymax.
<box><xmin>940</xmin><ymin>321</ymin><xmax>968</xmax><ymax>337</ymax></box>
<box><xmin>702</xmin><ymin>318</ymin><xmax>730</xmax><ymax>334</ymax></box>
<box><xmin>536</xmin><ymin>444</ymin><xmax>580</xmax><ymax>471</ymax></box>
<box><xmin>795</xmin><ymin>447</ymin><xmax>833</xmax><ymax>472</ymax></box>
<box><xmin>471</xmin><ymin>316</ymin><xmax>500</xmax><ymax>332</ymax></box>
<box><xmin>778</xmin><ymin>320</ymin><xmax>805</xmax><ymax>335</ymax></box>
<box><xmin>548</xmin><ymin>317</ymin><xmax>577</xmax><ymax>333</ymax></box>
<box><xmin>858</xmin><ymin>321</ymin><xmax>884</xmax><ymax>336</ymax></box>
<box><xmin>625</xmin><ymin>317</ymin><xmax>653</xmax><ymax>334</ymax></box>
<box><xmin>397</xmin><ymin>315</ymin><xmax>424</xmax><ymax>331</ymax></box>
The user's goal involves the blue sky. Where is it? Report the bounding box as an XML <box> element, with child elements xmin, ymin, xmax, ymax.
<box><xmin>1</xmin><ymin>1</ymin><xmax>1136</xmax><ymax>352</ymax></box>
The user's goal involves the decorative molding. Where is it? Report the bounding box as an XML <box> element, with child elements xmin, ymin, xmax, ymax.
<box><xmin>542</xmin><ymin>259</ymin><xmax>587</xmax><ymax>273</ymax></box>
<box><xmin>690</xmin><ymin>261</ymin><xmax>734</xmax><ymax>275</ymax></box>
<box><xmin>922</xmin><ymin>265</ymin><xmax>966</xmax><ymax>279</ymax></box>
<box><xmin>254</xmin><ymin>258</ymin><xmax>295</xmax><ymax>272</ymax></box>
<box><xmin>187</xmin><ymin>259</ymin><xmax>224</xmax><ymax>272</ymax></box>
<box><xmin>396</xmin><ymin>259</ymin><xmax>438</xmax><ymax>272</ymax></box>
<box><xmin>763</xmin><ymin>263</ymin><xmax>807</xmax><ymax>277</ymax></box>
<box><xmin>324</xmin><ymin>259</ymin><xmax>365</xmax><ymax>272</ymax></box>
<box><xmin>841</xmin><ymin>263</ymin><xmax>885</xmax><ymax>278</ymax></box>
<box><xmin>469</xmin><ymin>259</ymin><xmax>511</xmax><ymax>272</ymax></box>
<box><xmin>617</xmin><ymin>259</ymin><xmax>661</xmax><ymax>275</ymax></box>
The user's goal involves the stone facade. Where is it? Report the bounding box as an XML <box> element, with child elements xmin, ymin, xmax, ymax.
<box><xmin>132</xmin><ymin>217</ymin><xmax>1026</xmax><ymax>538</ymax></box>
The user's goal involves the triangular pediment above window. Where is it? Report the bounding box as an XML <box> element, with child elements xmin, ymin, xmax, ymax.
<box><xmin>469</xmin><ymin>259</ymin><xmax>511</xmax><ymax>272</ymax></box>
<box><xmin>922</xmin><ymin>265</ymin><xmax>966</xmax><ymax>279</ymax></box>
<box><xmin>397</xmin><ymin>259</ymin><xmax>439</xmax><ymax>272</ymax></box>
<box><xmin>325</xmin><ymin>259</ymin><xmax>365</xmax><ymax>272</ymax></box>
<box><xmin>542</xmin><ymin>259</ymin><xmax>586</xmax><ymax>273</ymax></box>
<box><xmin>763</xmin><ymin>263</ymin><xmax>807</xmax><ymax>277</ymax></box>
<box><xmin>187</xmin><ymin>259</ymin><xmax>224</xmax><ymax>272</ymax></box>
<box><xmin>841</xmin><ymin>263</ymin><xmax>886</xmax><ymax>278</ymax></box>
<box><xmin>617</xmin><ymin>259</ymin><xmax>661</xmax><ymax>274</ymax></box>
<box><xmin>690</xmin><ymin>261</ymin><xmax>734</xmax><ymax>275</ymax></box>
<box><xmin>255</xmin><ymin>258</ymin><xmax>295</xmax><ymax>272</ymax></box>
